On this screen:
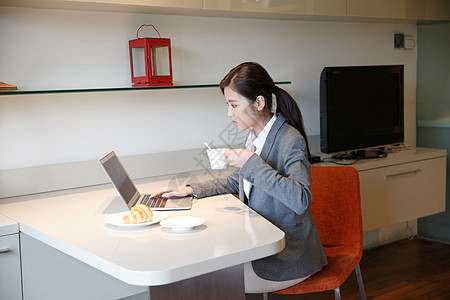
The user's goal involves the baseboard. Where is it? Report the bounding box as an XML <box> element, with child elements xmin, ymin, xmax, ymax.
<box><xmin>363</xmin><ymin>220</ymin><xmax>417</xmax><ymax>250</ymax></box>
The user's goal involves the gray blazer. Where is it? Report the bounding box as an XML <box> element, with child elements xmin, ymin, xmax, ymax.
<box><xmin>190</xmin><ymin>115</ymin><xmax>327</xmax><ymax>281</ymax></box>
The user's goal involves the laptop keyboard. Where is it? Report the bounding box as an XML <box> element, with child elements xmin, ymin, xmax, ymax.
<box><xmin>140</xmin><ymin>194</ymin><xmax>168</xmax><ymax>208</ymax></box>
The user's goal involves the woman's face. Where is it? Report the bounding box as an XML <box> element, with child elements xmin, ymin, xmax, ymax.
<box><xmin>224</xmin><ymin>86</ymin><xmax>259</xmax><ymax>131</ymax></box>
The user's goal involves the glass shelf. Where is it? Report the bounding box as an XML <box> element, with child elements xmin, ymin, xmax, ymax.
<box><xmin>0</xmin><ymin>81</ymin><xmax>291</xmax><ymax>96</ymax></box>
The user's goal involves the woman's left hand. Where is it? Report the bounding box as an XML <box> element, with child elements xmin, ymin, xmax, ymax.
<box><xmin>225</xmin><ymin>148</ymin><xmax>254</xmax><ymax>168</ymax></box>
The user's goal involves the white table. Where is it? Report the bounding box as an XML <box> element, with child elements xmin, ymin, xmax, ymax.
<box><xmin>0</xmin><ymin>213</ymin><xmax>19</xmax><ymax>236</ymax></box>
<box><xmin>0</xmin><ymin>178</ymin><xmax>285</xmax><ymax>299</ymax></box>
<box><xmin>0</xmin><ymin>214</ymin><xmax>21</xmax><ymax>299</ymax></box>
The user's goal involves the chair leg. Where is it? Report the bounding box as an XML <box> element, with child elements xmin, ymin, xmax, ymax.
<box><xmin>355</xmin><ymin>263</ymin><xmax>367</xmax><ymax>300</ymax></box>
<box><xmin>262</xmin><ymin>292</ymin><xmax>268</xmax><ymax>300</ymax></box>
<box><xmin>333</xmin><ymin>287</ymin><xmax>342</xmax><ymax>300</ymax></box>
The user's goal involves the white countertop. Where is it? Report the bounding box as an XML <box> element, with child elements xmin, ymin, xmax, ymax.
<box><xmin>0</xmin><ymin>174</ymin><xmax>285</xmax><ymax>286</ymax></box>
<box><xmin>316</xmin><ymin>147</ymin><xmax>447</xmax><ymax>171</ymax></box>
<box><xmin>0</xmin><ymin>213</ymin><xmax>19</xmax><ymax>236</ymax></box>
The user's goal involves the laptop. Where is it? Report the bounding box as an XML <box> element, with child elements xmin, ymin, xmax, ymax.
<box><xmin>99</xmin><ymin>151</ymin><xmax>192</xmax><ymax>211</ymax></box>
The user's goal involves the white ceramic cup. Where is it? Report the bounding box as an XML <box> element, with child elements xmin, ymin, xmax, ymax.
<box><xmin>207</xmin><ymin>148</ymin><xmax>228</xmax><ymax>169</ymax></box>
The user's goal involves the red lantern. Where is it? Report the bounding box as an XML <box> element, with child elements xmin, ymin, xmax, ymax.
<box><xmin>129</xmin><ymin>25</ymin><xmax>173</xmax><ymax>87</ymax></box>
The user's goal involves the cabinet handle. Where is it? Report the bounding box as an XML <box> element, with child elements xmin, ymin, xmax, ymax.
<box><xmin>0</xmin><ymin>248</ymin><xmax>11</xmax><ymax>254</ymax></box>
<box><xmin>386</xmin><ymin>169</ymin><xmax>422</xmax><ymax>178</ymax></box>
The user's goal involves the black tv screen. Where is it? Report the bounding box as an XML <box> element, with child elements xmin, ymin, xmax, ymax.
<box><xmin>320</xmin><ymin>65</ymin><xmax>404</xmax><ymax>154</ymax></box>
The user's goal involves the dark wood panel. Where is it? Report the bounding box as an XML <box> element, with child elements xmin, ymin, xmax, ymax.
<box><xmin>150</xmin><ymin>264</ymin><xmax>245</xmax><ymax>300</ymax></box>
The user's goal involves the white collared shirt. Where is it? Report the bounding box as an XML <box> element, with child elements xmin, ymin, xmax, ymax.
<box><xmin>243</xmin><ymin>114</ymin><xmax>277</xmax><ymax>199</ymax></box>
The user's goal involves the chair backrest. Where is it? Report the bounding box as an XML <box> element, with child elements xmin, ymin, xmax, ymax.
<box><xmin>310</xmin><ymin>166</ymin><xmax>363</xmax><ymax>248</ymax></box>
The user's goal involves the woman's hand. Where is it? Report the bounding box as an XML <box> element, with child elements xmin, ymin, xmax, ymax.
<box><xmin>150</xmin><ymin>185</ymin><xmax>194</xmax><ymax>198</ymax></box>
<box><xmin>225</xmin><ymin>148</ymin><xmax>254</xmax><ymax>168</ymax></box>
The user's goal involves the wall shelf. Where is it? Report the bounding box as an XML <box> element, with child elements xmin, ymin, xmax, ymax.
<box><xmin>0</xmin><ymin>81</ymin><xmax>292</xmax><ymax>96</ymax></box>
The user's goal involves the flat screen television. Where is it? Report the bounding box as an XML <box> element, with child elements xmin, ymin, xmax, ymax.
<box><xmin>320</xmin><ymin>65</ymin><xmax>404</xmax><ymax>158</ymax></box>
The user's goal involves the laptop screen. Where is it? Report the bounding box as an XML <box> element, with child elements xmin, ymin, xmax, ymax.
<box><xmin>100</xmin><ymin>152</ymin><xmax>138</xmax><ymax>204</ymax></box>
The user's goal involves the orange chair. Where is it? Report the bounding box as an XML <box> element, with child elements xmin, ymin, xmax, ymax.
<box><xmin>270</xmin><ymin>166</ymin><xmax>366</xmax><ymax>300</ymax></box>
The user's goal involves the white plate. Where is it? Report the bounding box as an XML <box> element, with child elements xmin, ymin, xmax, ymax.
<box><xmin>160</xmin><ymin>216</ymin><xmax>206</xmax><ymax>232</ymax></box>
<box><xmin>104</xmin><ymin>211</ymin><xmax>168</xmax><ymax>228</ymax></box>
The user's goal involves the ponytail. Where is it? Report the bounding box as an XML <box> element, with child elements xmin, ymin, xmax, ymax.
<box><xmin>274</xmin><ymin>86</ymin><xmax>312</xmax><ymax>162</ymax></box>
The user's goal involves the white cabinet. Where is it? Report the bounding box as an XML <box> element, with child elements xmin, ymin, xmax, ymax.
<box><xmin>423</xmin><ymin>0</ymin><xmax>450</xmax><ymax>20</ymax></box>
<box><xmin>347</xmin><ymin>0</ymin><xmax>426</xmax><ymax>19</ymax></box>
<box><xmin>2</xmin><ymin>0</ymin><xmax>450</xmax><ymax>21</ymax></box>
<box><xmin>0</xmin><ymin>0</ymin><xmax>203</xmax><ymax>12</ymax></box>
<box><xmin>319</xmin><ymin>147</ymin><xmax>447</xmax><ymax>232</ymax></box>
<box><xmin>358</xmin><ymin>156</ymin><xmax>446</xmax><ymax>231</ymax></box>
<box><xmin>204</xmin><ymin>0</ymin><xmax>347</xmax><ymax>16</ymax></box>
<box><xmin>0</xmin><ymin>215</ymin><xmax>22</xmax><ymax>300</ymax></box>
<box><xmin>68</xmin><ymin>0</ymin><xmax>202</xmax><ymax>8</ymax></box>
<box><xmin>346</xmin><ymin>0</ymin><xmax>450</xmax><ymax>20</ymax></box>
<box><xmin>20</xmin><ymin>233</ymin><xmax>147</xmax><ymax>300</ymax></box>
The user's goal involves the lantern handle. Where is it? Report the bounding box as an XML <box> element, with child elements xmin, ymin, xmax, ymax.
<box><xmin>136</xmin><ymin>24</ymin><xmax>162</xmax><ymax>39</ymax></box>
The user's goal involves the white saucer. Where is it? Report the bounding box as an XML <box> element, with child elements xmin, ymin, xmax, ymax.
<box><xmin>104</xmin><ymin>211</ymin><xmax>168</xmax><ymax>228</ymax></box>
<box><xmin>160</xmin><ymin>216</ymin><xmax>206</xmax><ymax>232</ymax></box>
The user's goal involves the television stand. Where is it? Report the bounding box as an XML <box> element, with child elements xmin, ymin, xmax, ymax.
<box><xmin>318</xmin><ymin>147</ymin><xmax>446</xmax><ymax>232</ymax></box>
<box><xmin>331</xmin><ymin>149</ymin><xmax>387</xmax><ymax>160</ymax></box>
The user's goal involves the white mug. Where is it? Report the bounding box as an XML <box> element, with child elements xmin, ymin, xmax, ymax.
<box><xmin>207</xmin><ymin>148</ymin><xmax>228</xmax><ymax>169</ymax></box>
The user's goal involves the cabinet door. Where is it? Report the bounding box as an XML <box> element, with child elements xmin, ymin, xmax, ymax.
<box><xmin>359</xmin><ymin>157</ymin><xmax>446</xmax><ymax>231</ymax></box>
<box><xmin>0</xmin><ymin>234</ymin><xmax>22</xmax><ymax>300</ymax></box>
<box><xmin>424</xmin><ymin>0</ymin><xmax>450</xmax><ymax>20</ymax></box>
<box><xmin>20</xmin><ymin>233</ymin><xmax>147</xmax><ymax>300</ymax></box>
<box><xmin>67</xmin><ymin>0</ymin><xmax>203</xmax><ymax>9</ymax></box>
<box><xmin>347</xmin><ymin>0</ymin><xmax>425</xmax><ymax>19</ymax></box>
<box><xmin>205</xmin><ymin>0</ymin><xmax>346</xmax><ymax>16</ymax></box>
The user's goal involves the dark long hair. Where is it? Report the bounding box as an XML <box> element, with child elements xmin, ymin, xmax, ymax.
<box><xmin>220</xmin><ymin>62</ymin><xmax>311</xmax><ymax>162</ymax></box>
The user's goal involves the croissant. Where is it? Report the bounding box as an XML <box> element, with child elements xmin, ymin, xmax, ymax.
<box><xmin>122</xmin><ymin>204</ymin><xmax>153</xmax><ymax>224</ymax></box>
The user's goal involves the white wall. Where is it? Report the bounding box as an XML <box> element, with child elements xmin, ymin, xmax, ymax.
<box><xmin>0</xmin><ymin>7</ymin><xmax>417</xmax><ymax>170</ymax></box>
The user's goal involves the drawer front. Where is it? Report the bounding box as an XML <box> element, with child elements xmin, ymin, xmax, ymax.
<box><xmin>0</xmin><ymin>233</ymin><xmax>22</xmax><ymax>300</ymax></box>
<box><xmin>359</xmin><ymin>157</ymin><xmax>446</xmax><ymax>231</ymax></box>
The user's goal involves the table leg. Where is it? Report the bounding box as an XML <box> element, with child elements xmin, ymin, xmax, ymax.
<box><xmin>149</xmin><ymin>264</ymin><xmax>245</xmax><ymax>300</ymax></box>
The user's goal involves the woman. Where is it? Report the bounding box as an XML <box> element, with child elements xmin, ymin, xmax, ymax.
<box><xmin>153</xmin><ymin>62</ymin><xmax>327</xmax><ymax>293</ymax></box>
